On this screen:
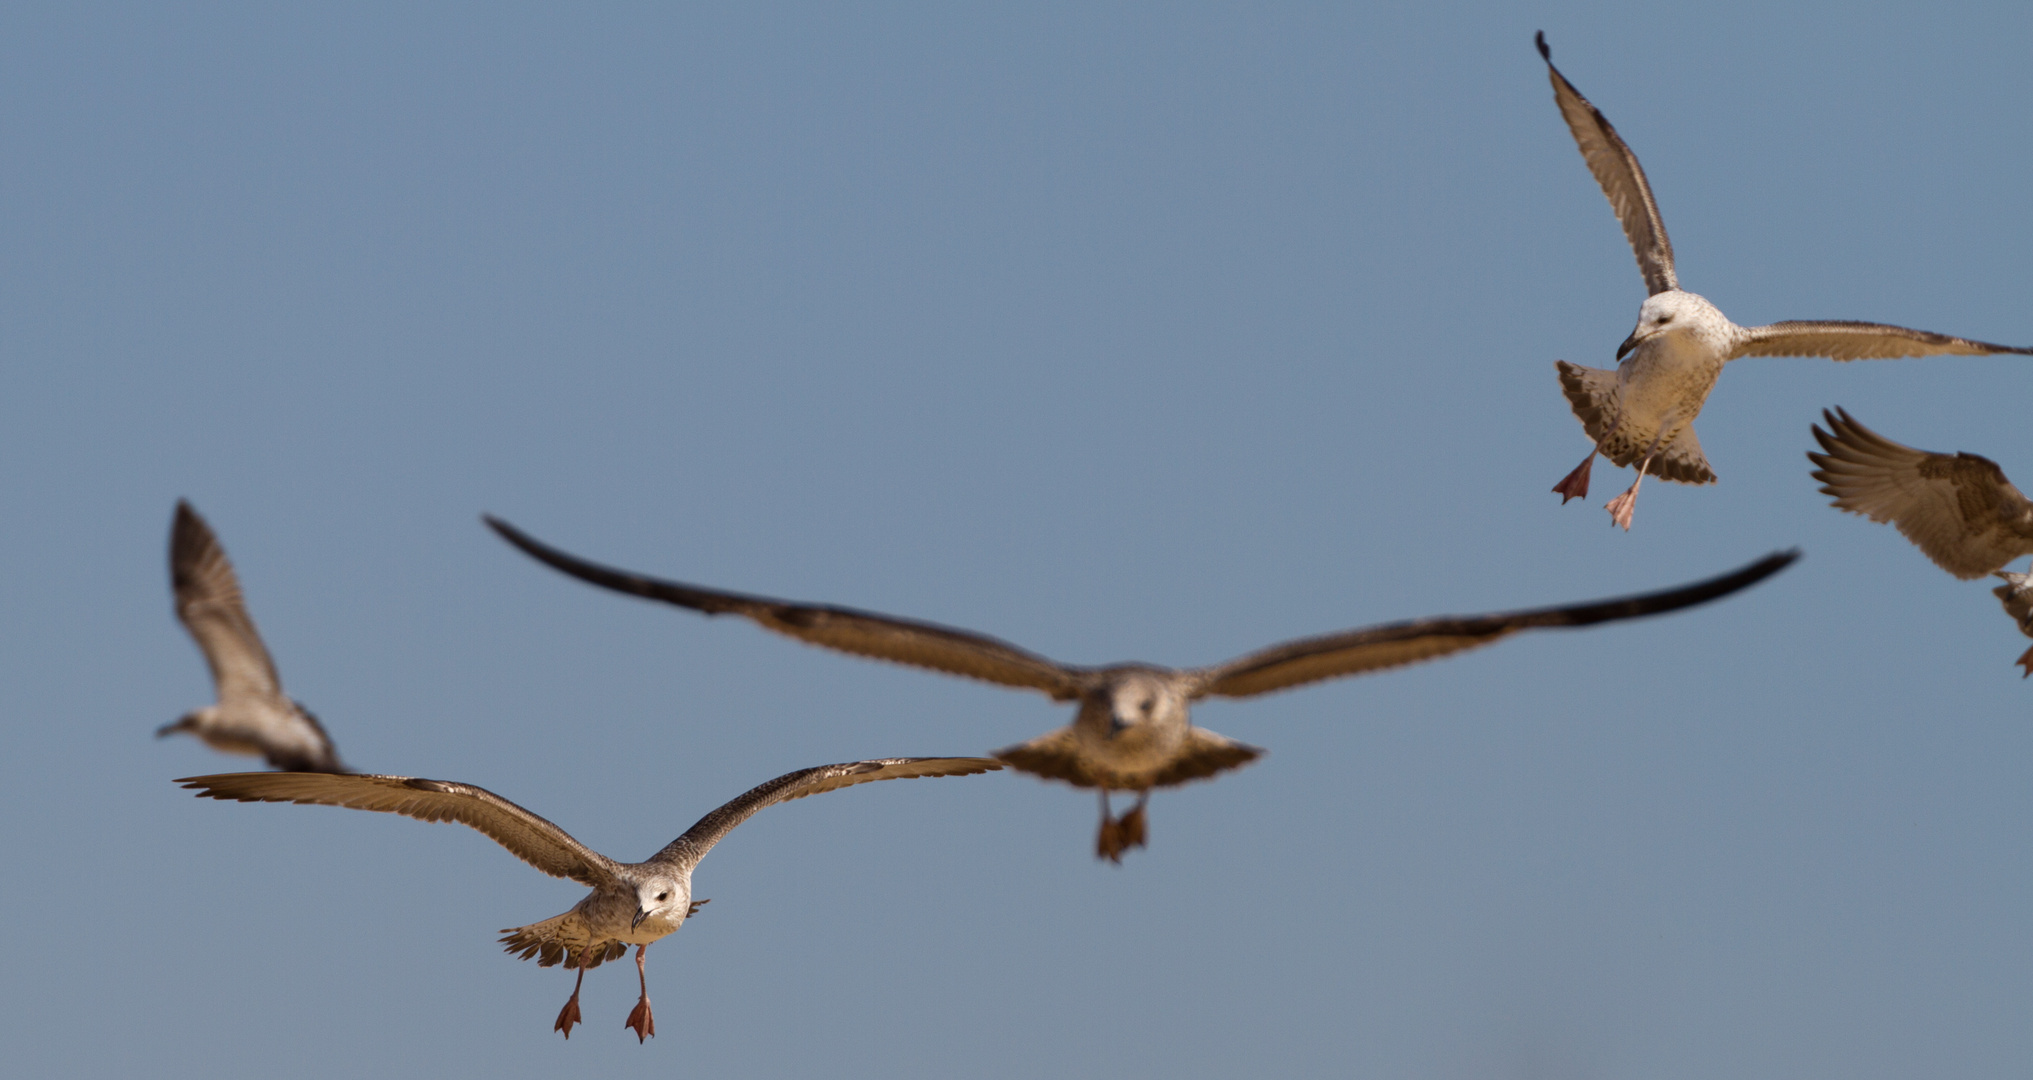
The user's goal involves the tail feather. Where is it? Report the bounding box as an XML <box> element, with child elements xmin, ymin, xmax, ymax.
<box><xmin>1555</xmin><ymin>361</ymin><xmax>1715</xmax><ymax>486</ymax></box>
<box><xmin>498</xmin><ymin>912</ymin><xmax>627</xmax><ymax>970</ymax></box>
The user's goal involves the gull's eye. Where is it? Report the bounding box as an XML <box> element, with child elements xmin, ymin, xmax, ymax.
<box><xmin>656</xmin><ymin>891</ymin><xmax>669</xmax><ymax>901</ymax></box>
<box><xmin>1140</xmin><ymin>698</ymin><xmax>1154</xmax><ymax>714</ymax></box>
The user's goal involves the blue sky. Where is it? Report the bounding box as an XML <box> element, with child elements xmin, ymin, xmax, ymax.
<box><xmin>3</xmin><ymin>3</ymin><xmax>2029</xmax><ymax>1077</ymax></box>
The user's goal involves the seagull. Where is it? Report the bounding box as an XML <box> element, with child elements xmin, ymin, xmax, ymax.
<box><xmin>1807</xmin><ymin>407</ymin><xmax>2033</xmax><ymax>673</ymax></box>
<box><xmin>179</xmin><ymin>757</ymin><xmax>1001</xmax><ymax>1041</ymax></box>
<box><xmin>1535</xmin><ymin>32</ymin><xmax>2033</xmax><ymax>530</ymax></box>
<box><xmin>485</xmin><ymin>515</ymin><xmax>1797</xmax><ymax>862</ymax></box>
<box><xmin>161</xmin><ymin>500</ymin><xmax>346</xmax><ymax>773</ymax></box>
<box><xmin>1993</xmin><ymin>573</ymin><xmax>2033</xmax><ymax>677</ymax></box>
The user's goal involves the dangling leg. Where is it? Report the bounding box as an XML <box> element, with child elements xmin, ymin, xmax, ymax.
<box><xmin>2014</xmin><ymin>646</ymin><xmax>2033</xmax><ymax>679</ymax></box>
<box><xmin>1095</xmin><ymin>788</ymin><xmax>1126</xmax><ymax>863</ymax></box>
<box><xmin>1604</xmin><ymin>430</ymin><xmax>1667</xmax><ymax>531</ymax></box>
<box><xmin>1114</xmin><ymin>791</ymin><xmax>1149</xmax><ymax>853</ymax></box>
<box><xmin>624</xmin><ymin>944</ymin><xmax>656</xmax><ymax>1043</ymax></box>
<box><xmin>553</xmin><ymin>951</ymin><xmax>586</xmax><ymax>1038</ymax></box>
<box><xmin>1553</xmin><ymin>416</ymin><xmax>1622</xmax><ymax>504</ymax></box>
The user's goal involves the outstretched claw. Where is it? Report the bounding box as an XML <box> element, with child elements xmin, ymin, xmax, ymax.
<box><xmin>2015</xmin><ymin>645</ymin><xmax>2033</xmax><ymax>678</ymax></box>
<box><xmin>625</xmin><ymin>944</ymin><xmax>656</xmax><ymax>1043</ymax></box>
<box><xmin>1552</xmin><ymin>451</ymin><xmax>1596</xmax><ymax>503</ymax></box>
<box><xmin>687</xmin><ymin>898</ymin><xmax>710</xmax><ymax>917</ymax></box>
<box><xmin>554</xmin><ymin>961</ymin><xmax>587</xmax><ymax>1039</ymax></box>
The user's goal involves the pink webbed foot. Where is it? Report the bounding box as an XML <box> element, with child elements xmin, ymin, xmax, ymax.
<box><xmin>625</xmin><ymin>944</ymin><xmax>655</xmax><ymax>1043</ymax></box>
<box><xmin>1552</xmin><ymin>452</ymin><xmax>1596</xmax><ymax>504</ymax></box>
<box><xmin>1605</xmin><ymin>484</ymin><xmax>1640</xmax><ymax>531</ymax></box>
<box><xmin>1096</xmin><ymin>815</ymin><xmax>1126</xmax><ymax>864</ymax></box>
<box><xmin>1115</xmin><ymin>803</ymin><xmax>1148</xmax><ymax>853</ymax></box>
<box><xmin>2015</xmin><ymin>645</ymin><xmax>2033</xmax><ymax>678</ymax></box>
<box><xmin>625</xmin><ymin>998</ymin><xmax>656</xmax><ymax>1043</ymax></box>
<box><xmin>554</xmin><ymin>963</ymin><xmax>586</xmax><ymax>1039</ymax></box>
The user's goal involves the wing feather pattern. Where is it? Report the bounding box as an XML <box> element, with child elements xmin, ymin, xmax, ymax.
<box><xmin>1537</xmin><ymin>32</ymin><xmax>1677</xmax><ymax>296</ymax></box>
<box><xmin>486</xmin><ymin>516</ymin><xmax>1085</xmax><ymax>699</ymax></box>
<box><xmin>1194</xmin><ymin>551</ymin><xmax>1797</xmax><ymax>698</ymax></box>
<box><xmin>1735</xmin><ymin>321</ymin><xmax>2033</xmax><ymax>362</ymax></box>
<box><xmin>178</xmin><ymin>772</ymin><xmax>622</xmax><ymax>887</ymax></box>
<box><xmin>1808</xmin><ymin>408</ymin><xmax>2033</xmax><ymax>579</ymax></box>
<box><xmin>648</xmin><ymin>758</ymin><xmax>1002</xmax><ymax>871</ymax></box>
<box><xmin>172</xmin><ymin>501</ymin><xmax>284</xmax><ymax>703</ymax></box>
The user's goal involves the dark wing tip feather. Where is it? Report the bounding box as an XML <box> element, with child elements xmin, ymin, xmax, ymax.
<box><xmin>1535</xmin><ymin>30</ymin><xmax>1550</xmax><ymax>60</ymax></box>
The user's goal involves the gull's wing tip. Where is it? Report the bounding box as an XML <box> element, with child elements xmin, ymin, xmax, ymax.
<box><xmin>1535</xmin><ymin>30</ymin><xmax>1550</xmax><ymax>60</ymax></box>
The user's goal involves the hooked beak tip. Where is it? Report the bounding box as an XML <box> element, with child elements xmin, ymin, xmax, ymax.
<box><xmin>632</xmin><ymin>908</ymin><xmax>648</xmax><ymax>930</ymax></box>
<box><xmin>1615</xmin><ymin>334</ymin><xmax>1640</xmax><ymax>362</ymax></box>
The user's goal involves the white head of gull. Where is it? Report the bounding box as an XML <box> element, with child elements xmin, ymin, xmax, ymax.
<box><xmin>1535</xmin><ymin>32</ymin><xmax>2033</xmax><ymax>530</ymax></box>
<box><xmin>485</xmin><ymin>516</ymin><xmax>1797</xmax><ymax>862</ymax></box>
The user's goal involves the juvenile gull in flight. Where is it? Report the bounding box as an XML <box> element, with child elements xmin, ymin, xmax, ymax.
<box><xmin>1807</xmin><ymin>407</ymin><xmax>2033</xmax><ymax>673</ymax></box>
<box><xmin>1535</xmin><ymin>32</ymin><xmax>2033</xmax><ymax>530</ymax></box>
<box><xmin>486</xmin><ymin>516</ymin><xmax>1796</xmax><ymax>862</ymax></box>
<box><xmin>161</xmin><ymin>501</ymin><xmax>345</xmax><ymax>773</ymax></box>
<box><xmin>180</xmin><ymin>757</ymin><xmax>1000</xmax><ymax>1041</ymax></box>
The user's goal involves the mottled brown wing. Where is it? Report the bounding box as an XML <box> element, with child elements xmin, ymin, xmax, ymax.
<box><xmin>1537</xmin><ymin>32</ymin><xmax>1677</xmax><ymax>296</ymax></box>
<box><xmin>178</xmin><ymin>772</ymin><xmax>622</xmax><ymax>887</ymax></box>
<box><xmin>171</xmin><ymin>501</ymin><xmax>284</xmax><ymax>703</ymax></box>
<box><xmin>1808</xmin><ymin>408</ymin><xmax>2033</xmax><ymax>580</ymax></box>
<box><xmin>1194</xmin><ymin>551</ymin><xmax>1798</xmax><ymax>698</ymax></box>
<box><xmin>486</xmin><ymin>516</ymin><xmax>1085</xmax><ymax>699</ymax></box>
<box><xmin>647</xmin><ymin>758</ymin><xmax>1003</xmax><ymax>871</ymax></box>
<box><xmin>1735</xmin><ymin>321</ymin><xmax>2033</xmax><ymax>361</ymax></box>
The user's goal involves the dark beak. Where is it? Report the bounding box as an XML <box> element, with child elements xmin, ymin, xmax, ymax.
<box><xmin>1615</xmin><ymin>330</ymin><xmax>1641</xmax><ymax>362</ymax></box>
<box><xmin>1107</xmin><ymin>716</ymin><xmax>1128</xmax><ymax>737</ymax></box>
<box><xmin>632</xmin><ymin>907</ymin><xmax>649</xmax><ymax>930</ymax></box>
<box><xmin>156</xmin><ymin>717</ymin><xmax>188</xmax><ymax>738</ymax></box>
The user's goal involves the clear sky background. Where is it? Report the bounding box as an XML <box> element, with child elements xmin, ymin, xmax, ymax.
<box><xmin>3</xmin><ymin>2</ymin><xmax>2029</xmax><ymax>1077</ymax></box>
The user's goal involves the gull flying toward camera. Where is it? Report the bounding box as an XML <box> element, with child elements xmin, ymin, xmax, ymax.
<box><xmin>1807</xmin><ymin>407</ymin><xmax>2033</xmax><ymax>673</ymax></box>
<box><xmin>180</xmin><ymin>757</ymin><xmax>1000</xmax><ymax>1041</ymax></box>
<box><xmin>160</xmin><ymin>501</ymin><xmax>345</xmax><ymax>772</ymax></box>
<box><xmin>486</xmin><ymin>516</ymin><xmax>1796</xmax><ymax>863</ymax></box>
<box><xmin>1535</xmin><ymin>32</ymin><xmax>2033</xmax><ymax>530</ymax></box>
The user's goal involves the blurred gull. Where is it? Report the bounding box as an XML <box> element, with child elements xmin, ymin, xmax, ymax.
<box><xmin>180</xmin><ymin>757</ymin><xmax>1000</xmax><ymax>1041</ymax></box>
<box><xmin>160</xmin><ymin>501</ymin><xmax>346</xmax><ymax>772</ymax></box>
<box><xmin>487</xmin><ymin>516</ymin><xmax>1797</xmax><ymax>862</ymax></box>
<box><xmin>1808</xmin><ymin>407</ymin><xmax>2033</xmax><ymax>673</ymax></box>
<box><xmin>1535</xmin><ymin>32</ymin><xmax>2033</xmax><ymax>530</ymax></box>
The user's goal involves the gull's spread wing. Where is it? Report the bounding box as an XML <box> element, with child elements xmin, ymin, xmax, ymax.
<box><xmin>172</xmin><ymin>501</ymin><xmax>284</xmax><ymax>704</ymax></box>
<box><xmin>1735</xmin><ymin>321</ymin><xmax>2033</xmax><ymax>362</ymax></box>
<box><xmin>486</xmin><ymin>516</ymin><xmax>1085</xmax><ymax>699</ymax></box>
<box><xmin>1193</xmin><ymin>551</ymin><xmax>1797</xmax><ymax>698</ymax></box>
<box><xmin>178</xmin><ymin>772</ymin><xmax>622</xmax><ymax>887</ymax></box>
<box><xmin>648</xmin><ymin>758</ymin><xmax>1003</xmax><ymax>871</ymax></box>
<box><xmin>1537</xmin><ymin>32</ymin><xmax>1677</xmax><ymax>296</ymax></box>
<box><xmin>1809</xmin><ymin>408</ymin><xmax>2033</xmax><ymax>579</ymax></box>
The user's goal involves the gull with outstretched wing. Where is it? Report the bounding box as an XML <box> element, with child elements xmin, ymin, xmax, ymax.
<box><xmin>181</xmin><ymin>756</ymin><xmax>1000</xmax><ymax>1041</ymax></box>
<box><xmin>487</xmin><ymin>516</ymin><xmax>1796</xmax><ymax>862</ymax></box>
<box><xmin>161</xmin><ymin>501</ymin><xmax>345</xmax><ymax>772</ymax></box>
<box><xmin>1536</xmin><ymin>32</ymin><xmax>2033</xmax><ymax>530</ymax></box>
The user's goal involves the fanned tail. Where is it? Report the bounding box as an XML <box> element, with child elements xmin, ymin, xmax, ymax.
<box><xmin>1554</xmin><ymin>360</ymin><xmax>1715</xmax><ymax>485</ymax></box>
<box><xmin>499</xmin><ymin>912</ymin><xmax>627</xmax><ymax>970</ymax></box>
